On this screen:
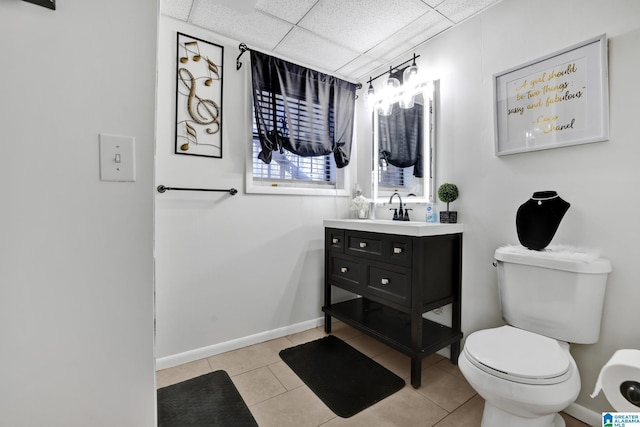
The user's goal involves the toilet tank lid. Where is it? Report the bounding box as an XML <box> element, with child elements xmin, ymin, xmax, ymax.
<box><xmin>495</xmin><ymin>245</ymin><xmax>612</xmax><ymax>274</ymax></box>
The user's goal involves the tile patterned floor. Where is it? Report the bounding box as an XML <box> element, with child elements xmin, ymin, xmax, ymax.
<box><xmin>156</xmin><ymin>322</ymin><xmax>589</xmax><ymax>426</ymax></box>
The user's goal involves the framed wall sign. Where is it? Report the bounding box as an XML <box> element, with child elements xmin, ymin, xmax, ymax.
<box><xmin>175</xmin><ymin>32</ymin><xmax>224</xmax><ymax>158</ymax></box>
<box><xmin>494</xmin><ymin>34</ymin><xmax>608</xmax><ymax>156</ymax></box>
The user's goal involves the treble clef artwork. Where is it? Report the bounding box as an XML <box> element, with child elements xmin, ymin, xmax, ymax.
<box><xmin>175</xmin><ymin>33</ymin><xmax>224</xmax><ymax>158</ymax></box>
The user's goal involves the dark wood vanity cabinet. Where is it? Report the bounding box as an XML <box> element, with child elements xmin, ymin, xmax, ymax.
<box><xmin>323</xmin><ymin>227</ymin><xmax>463</xmax><ymax>388</ymax></box>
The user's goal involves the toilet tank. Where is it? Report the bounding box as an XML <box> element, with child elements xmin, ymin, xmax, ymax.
<box><xmin>495</xmin><ymin>246</ymin><xmax>612</xmax><ymax>344</ymax></box>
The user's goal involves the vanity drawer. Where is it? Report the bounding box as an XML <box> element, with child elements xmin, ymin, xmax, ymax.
<box><xmin>326</xmin><ymin>228</ymin><xmax>344</xmax><ymax>253</ymax></box>
<box><xmin>346</xmin><ymin>231</ymin><xmax>383</xmax><ymax>258</ymax></box>
<box><xmin>387</xmin><ymin>236</ymin><xmax>412</xmax><ymax>267</ymax></box>
<box><xmin>367</xmin><ymin>265</ymin><xmax>411</xmax><ymax>307</ymax></box>
<box><xmin>327</xmin><ymin>254</ymin><xmax>363</xmax><ymax>290</ymax></box>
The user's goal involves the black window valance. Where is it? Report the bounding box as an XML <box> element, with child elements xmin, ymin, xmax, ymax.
<box><xmin>250</xmin><ymin>50</ymin><xmax>357</xmax><ymax>168</ymax></box>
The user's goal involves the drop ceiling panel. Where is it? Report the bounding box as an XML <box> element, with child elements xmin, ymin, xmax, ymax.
<box><xmin>161</xmin><ymin>0</ymin><xmax>193</xmax><ymax>21</ymax></box>
<box><xmin>436</xmin><ymin>0</ymin><xmax>498</xmax><ymax>23</ymax></box>
<box><xmin>298</xmin><ymin>0</ymin><xmax>431</xmax><ymax>53</ymax></box>
<box><xmin>275</xmin><ymin>27</ymin><xmax>360</xmax><ymax>74</ymax></box>
<box><xmin>405</xmin><ymin>12</ymin><xmax>454</xmax><ymax>51</ymax></box>
<box><xmin>366</xmin><ymin>11</ymin><xmax>452</xmax><ymax>62</ymax></box>
<box><xmin>216</xmin><ymin>0</ymin><xmax>257</xmax><ymax>14</ymax></box>
<box><xmin>337</xmin><ymin>55</ymin><xmax>384</xmax><ymax>79</ymax></box>
<box><xmin>255</xmin><ymin>0</ymin><xmax>318</xmax><ymax>25</ymax></box>
<box><xmin>189</xmin><ymin>0</ymin><xmax>293</xmax><ymax>50</ymax></box>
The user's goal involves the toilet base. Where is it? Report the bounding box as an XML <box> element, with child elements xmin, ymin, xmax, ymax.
<box><xmin>482</xmin><ymin>402</ymin><xmax>565</xmax><ymax>427</ymax></box>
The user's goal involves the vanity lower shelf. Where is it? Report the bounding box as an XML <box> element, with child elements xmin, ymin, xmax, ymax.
<box><xmin>323</xmin><ymin>298</ymin><xmax>462</xmax><ymax>358</ymax></box>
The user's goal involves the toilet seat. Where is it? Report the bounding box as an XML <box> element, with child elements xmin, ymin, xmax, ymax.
<box><xmin>464</xmin><ymin>326</ymin><xmax>572</xmax><ymax>385</ymax></box>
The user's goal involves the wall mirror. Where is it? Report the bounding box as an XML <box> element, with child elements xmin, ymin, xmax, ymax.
<box><xmin>371</xmin><ymin>79</ymin><xmax>437</xmax><ymax>206</ymax></box>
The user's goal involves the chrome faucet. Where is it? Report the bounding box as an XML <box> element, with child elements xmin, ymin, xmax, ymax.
<box><xmin>389</xmin><ymin>192</ymin><xmax>410</xmax><ymax>221</ymax></box>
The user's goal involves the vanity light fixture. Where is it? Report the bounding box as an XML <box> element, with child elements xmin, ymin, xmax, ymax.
<box><xmin>398</xmin><ymin>90</ymin><xmax>416</xmax><ymax>110</ymax></box>
<box><xmin>367</xmin><ymin>78</ymin><xmax>375</xmax><ymax>96</ymax></box>
<box><xmin>399</xmin><ymin>54</ymin><xmax>420</xmax><ymax>109</ymax></box>
<box><xmin>363</xmin><ymin>53</ymin><xmax>423</xmax><ymax>115</ymax></box>
<box><xmin>365</xmin><ymin>77</ymin><xmax>378</xmax><ymax>111</ymax></box>
<box><xmin>378</xmin><ymin>67</ymin><xmax>400</xmax><ymax>115</ymax></box>
<box><xmin>403</xmin><ymin>54</ymin><xmax>419</xmax><ymax>85</ymax></box>
<box><xmin>382</xmin><ymin>66</ymin><xmax>401</xmax><ymax>89</ymax></box>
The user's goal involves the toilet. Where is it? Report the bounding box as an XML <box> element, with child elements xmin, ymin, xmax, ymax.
<box><xmin>459</xmin><ymin>246</ymin><xmax>612</xmax><ymax>427</ymax></box>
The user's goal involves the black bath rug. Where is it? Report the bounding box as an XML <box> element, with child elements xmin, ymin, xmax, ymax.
<box><xmin>157</xmin><ymin>370</ymin><xmax>257</xmax><ymax>427</ymax></box>
<box><xmin>279</xmin><ymin>334</ymin><xmax>405</xmax><ymax>418</ymax></box>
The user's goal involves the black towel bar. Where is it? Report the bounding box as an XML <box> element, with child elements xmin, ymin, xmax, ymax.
<box><xmin>157</xmin><ymin>185</ymin><xmax>238</xmax><ymax>195</ymax></box>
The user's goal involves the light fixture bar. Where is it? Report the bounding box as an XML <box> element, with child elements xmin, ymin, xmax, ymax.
<box><xmin>365</xmin><ymin>53</ymin><xmax>420</xmax><ymax>87</ymax></box>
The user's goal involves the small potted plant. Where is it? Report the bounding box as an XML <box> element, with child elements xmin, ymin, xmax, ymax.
<box><xmin>437</xmin><ymin>183</ymin><xmax>459</xmax><ymax>223</ymax></box>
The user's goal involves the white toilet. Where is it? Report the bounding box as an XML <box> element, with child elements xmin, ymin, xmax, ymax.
<box><xmin>459</xmin><ymin>246</ymin><xmax>612</xmax><ymax>427</ymax></box>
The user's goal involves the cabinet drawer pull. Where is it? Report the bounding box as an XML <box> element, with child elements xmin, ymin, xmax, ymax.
<box><xmin>359</xmin><ymin>242</ymin><xmax>367</xmax><ymax>248</ymax></box>
<box><xmin>381</xmin><ymin>278</ymin><xmax>390</xmax><ymax>285</ymax></box>
<box><xmin>332</xmin><ymin>238</ymin><xmax>340</xmax><ymax>244</ymax></box>
<box><xmin>340</xmin><ymin>267</ymin><xmax>348</xmax><ymax>273</ymax></box>
<box><xmin>393</xmin><ymin>247</ymin><xmax>403</xmax><ymax>254</ymax></box>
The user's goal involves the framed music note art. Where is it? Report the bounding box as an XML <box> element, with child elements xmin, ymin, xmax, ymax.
<box><xmin>175</xmin><ymin>33</ymin><xmax>224</xmax><ymax>158</ymax></box>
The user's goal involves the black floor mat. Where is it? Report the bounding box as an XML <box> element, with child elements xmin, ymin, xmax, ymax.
<box><xmin>157</xmin><ymin>370</ymin><xmax>258</xmax><ymax>427</ymax></box>
<box><xmin>279</xmin><ymin>335</ymin><xmax>405</xmax><ymax>418</ymax></box>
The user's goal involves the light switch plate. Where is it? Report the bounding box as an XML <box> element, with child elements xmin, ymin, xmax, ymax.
<box><xmin>99</xmin><ymin>134</ymin><xmax>136</xmax><ymax>182</ymax></box>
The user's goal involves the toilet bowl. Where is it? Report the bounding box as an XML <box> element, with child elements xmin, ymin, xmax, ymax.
<box><xmin>459</xmin><ymin>326</ymin><xmax>580</xmax><ymax>427</ymax></box>
<box><xmin>459</xmin><ymin>246</ymin><xmax>611</xmax><ymax>426</ymax></box>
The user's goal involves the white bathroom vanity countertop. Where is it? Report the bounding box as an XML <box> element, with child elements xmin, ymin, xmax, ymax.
<box><xmin>324</xmin><ymin>219</ymin><xmax>463</xmax><ymax>237</ymax></box>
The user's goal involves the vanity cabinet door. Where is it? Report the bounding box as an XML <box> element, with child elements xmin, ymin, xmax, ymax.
<box><xmin>367</xmin><ymin>264</ymin><xmax>411</xmax><ymax>307</ymax></box>
<box><xmin>327</xmin><ymin>229</ymin><xmax>344</xmax><ymax>253</ymax></box>
<box><xmin>387</xmin><ymin>237</ymin><xmax>412</xmax><ymax>267</ymax></box>
<box><xmin>327</xmin><ymin>253</ymin><xmax>363</xmax><ymax>293</ymax></box>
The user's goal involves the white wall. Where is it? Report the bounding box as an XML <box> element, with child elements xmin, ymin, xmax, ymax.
<box><xmin>156</xmin><ymin>0</ymin><xmax>640</xmax><ymax>421</ymax></box>
<box><xmin>0</xmin><ymin>1</ymin><xmax>157</xmax><ymax>426</ymax></box>
<box><xmin>155</xmin><ymin>16</ymin><xmax>354</xmax><ymax>363</ymax></box>
<box><xmin>357</xmin><ymin>0</ymin><xmax>640</xmax><ymax>418</ymax></box>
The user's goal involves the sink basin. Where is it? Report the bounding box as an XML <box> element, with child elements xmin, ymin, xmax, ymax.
<box><xmin>323</xmin><ymin>219</ymin><xmax>463</xmax><ymax>237</ymax></box>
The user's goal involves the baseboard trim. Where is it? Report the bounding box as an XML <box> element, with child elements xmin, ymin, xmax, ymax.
<box><xmin>156</xmin><ymin>317</ymin><xmax>324</xmax><ymax>371</ymax></box>
<box><xmin>564</xmin><ymin>402</ymin><xmax>601</xmax><ymax>427</ymax></box>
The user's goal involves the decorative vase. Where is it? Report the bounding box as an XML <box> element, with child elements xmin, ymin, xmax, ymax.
<box><xmin>357</xmin><ymin>208</ymin><xmax>369</xmax><ymax>219</ymax></box>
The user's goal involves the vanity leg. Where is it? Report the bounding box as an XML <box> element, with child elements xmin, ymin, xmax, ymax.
<box><xmin>410</xmin><ymin>308</ymin><xmax>423</xmax><ymax>388</ymax></box>
<box><xmin>410</xmin><ymin>357</ymin><xmax>421</xmax><ymax>388</ymax></box>
<box><xmin>324</xmin><ymin>313</ymin><xmax>332</xmax><ymax>334</ymax></box>
<box><xmin>324</xmin><ymin>280</ymin><xmax>332</xmax><ymax>334</ymax></box>
<box><xmin>450</xmin><ymin>341</ymin><xmax>460</xmax><ymax>364</ymax></box>
<box><xmin>450</xmin><ymin>296</ymin><xmax>461</xmax><ymax>364</ymax></box>
<box><xmin>450</xmin><ymin>234</ymin><xmax>463</xmax><ymax>365</ymax></box>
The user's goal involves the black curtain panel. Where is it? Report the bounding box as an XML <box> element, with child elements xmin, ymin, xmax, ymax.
<box><xmin>250</xmin><ymin>50</ymin><xmax>357</xmax><ymax>168</ymax></box>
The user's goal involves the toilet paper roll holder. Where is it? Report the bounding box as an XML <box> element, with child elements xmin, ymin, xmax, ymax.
<box><xmin>621</xmin><ymin>380</ymin><xmax>640</xmax><ymax>408</ymax></box>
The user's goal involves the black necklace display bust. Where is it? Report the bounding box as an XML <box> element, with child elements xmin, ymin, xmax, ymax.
<box><xmin>516</xmin><ymin>191</ymin><xmax>570</xmax><ymax>250</ymax></box>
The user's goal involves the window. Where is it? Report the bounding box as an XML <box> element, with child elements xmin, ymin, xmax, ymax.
<box><xmin>251</xmin><ymin>90</ymin><xmax>336</xmax><ymax>188</ymax></box>
<box><xmin>247</xmin><ymin>50</ymin><xmax>356</xmax><ymax>196</ymax></box>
